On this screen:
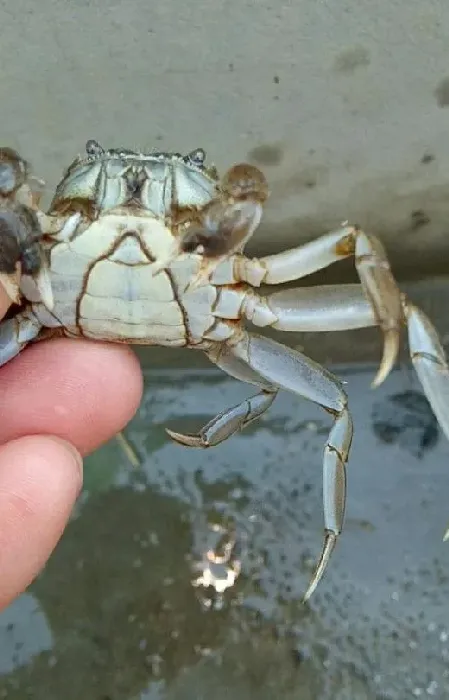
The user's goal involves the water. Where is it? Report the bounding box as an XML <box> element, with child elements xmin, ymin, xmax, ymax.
<box><xmin>1</xmin><ymin>364</ymin><xmax>449</xmax><ymax>699</ymax></box>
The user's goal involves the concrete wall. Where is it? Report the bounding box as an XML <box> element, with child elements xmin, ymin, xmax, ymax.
<box><xmin>2</xmin><ymin>0</ymin><xmax>449</xmax><ymax>280</ymax></box>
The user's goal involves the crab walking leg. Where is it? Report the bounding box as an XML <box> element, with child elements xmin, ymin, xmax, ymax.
<box><xmin>214</xmin><ymin>225</ymin><xmax>404</xmax><ymax>387</ymax></box>
<box><xmin>227</xmin><ymin>331</ymin><xmax>353</xmax><ymax>601</ymax></box>
<box><xmin>216</xmin><ymin>285</ymin><xmax>449</xmax><ymax>445</ymax></box>
<box><xmin>167</xmin><ymin>349</ymin><xmax>278</xmax><ymax>447</ymax></box>
<box><xmin>405</xmin><ymin>303</ymin><xmax>449</xmax><ymax>444</ymax></box>
<box><xmin>0</xmin><ymin>310</ymin><xmax>42</xmax><ymax>366</ymax></box>
<box><xmin>405</xmin><ymin>303</ymin><xmax>449</xmax><ymax>543</ymax></box>
<box><xmin>215</xmin><ymin>284</ymin><xmax>378</xmax><ymax>333</ymax></box>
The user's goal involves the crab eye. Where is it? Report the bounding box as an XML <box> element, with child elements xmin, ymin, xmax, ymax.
<box><xmin>185</xmin><ymin>148</ymin><xmax>206</xmax><ymax>167</ymax></box>
<box><xmin>85</xmin><ymin>140</ymin><xmax>105</xmax><ymax>158</ymax></box>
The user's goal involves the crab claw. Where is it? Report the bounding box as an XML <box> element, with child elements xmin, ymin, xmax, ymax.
<box><xmin>10</xmin><ymin>207</ymin><xmax>54</xmax><ymax>311</ymax></box>
<box><xmin>354</xmin><ymin>231</ymin><xmax>403</xmax><ymax>387</ymax></box>
<box><xmin>0</xmin><ymin>211</ymin><xmax>25</xmax><ymax>304</ymax></box>
<box><xmin>0</xmin><ymin>206</ymin><xmax>54</xmax><ymax>311</ymax></box>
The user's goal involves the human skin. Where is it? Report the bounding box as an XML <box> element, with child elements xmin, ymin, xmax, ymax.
<box><xmin>0</xmin><ymin>287</ymin><xmax>144</xmax><ymax>610</ymax></box>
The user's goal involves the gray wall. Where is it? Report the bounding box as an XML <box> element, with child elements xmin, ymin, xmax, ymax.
<box><xmin>3</xmin><ymin>0</ymin><xmax>449</xmax><ymax>279</ymax></box>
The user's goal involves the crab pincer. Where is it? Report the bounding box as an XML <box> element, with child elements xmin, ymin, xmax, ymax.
<box><xmin>0</xmin><ymin>148</ymin><xmax>53</xmax><ymax>310</ymax></box>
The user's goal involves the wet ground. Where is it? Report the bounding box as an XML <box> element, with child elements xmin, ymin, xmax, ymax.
<box><xmin>0</xmin><ymin>359</ymin><xmax>449</xmax><ymax>699</ymax></box>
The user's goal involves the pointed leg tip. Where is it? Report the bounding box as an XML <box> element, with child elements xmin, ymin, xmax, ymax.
<box><xmin>371</xmin><ymin>371</ymin><xmax>386</xmax><ymax>390</ymax></box>
<box><xmin>372</xmin><ymin>329</ymin><xmax>400</xmax><ymax>388</ymax></box>
<box><xmin>301</xmin><ymin>573</ymin><xmax>321</xmax><ymax>605</ymax></box>
<box><xmin>302</xmin><ymin>531</ymin><xmax>338</xmax><ymax>604</ymax></box>
<box><xmin>165</xmin><ymin>428</ymin><xmax>207</xmax><ymax>448</ymax></box>
<box><xmin>443</xmin><ymin>529</ymin><xmax>449</xmax><ymax>543</ymax></box>
<box><xmin>301</xmin><ymin>586</ymin><xmax>315</xmax><ymax>606</ymax></box>
<box><xmin>371</xmin><ymin>358</ymin><xmax>393</xmax><ymax>388</ymax></box>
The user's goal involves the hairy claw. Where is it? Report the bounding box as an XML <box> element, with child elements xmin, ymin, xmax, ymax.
<box><xmin>0</xmin><ymin>207</ymin><xmax>53</xmax><ymax>310</ymax></box>
<box><xmin>0</xmin><ymin>147</ymin><xmax>53</xmax><ymax>310</ymax></box>
<box><xmin>0</xmin><ymin>211</ymin><xmax>26</xmax><ymax>304</ymax></box>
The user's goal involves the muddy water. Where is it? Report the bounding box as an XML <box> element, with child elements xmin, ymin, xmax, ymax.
<box><xmin>0</xmin><ymin>364</ymin><xmax>449</xmax><ymax>699</ymax></box>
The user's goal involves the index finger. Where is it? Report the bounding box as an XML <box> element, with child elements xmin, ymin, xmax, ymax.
<box><xmin>0</xmin><ymin>338</ymin><xmax>144</xmax><ymax>456</ymax></box>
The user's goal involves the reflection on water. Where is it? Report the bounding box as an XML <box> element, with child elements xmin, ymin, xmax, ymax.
<box><xmin>0</xmin><ymin>365</ymin><xmax>449</xmax><ymax>699</ymax></box>
<box><xmin>191</xmin><ymin>523</ymin><xmax>242</xmax><ymax>599</ymax></box>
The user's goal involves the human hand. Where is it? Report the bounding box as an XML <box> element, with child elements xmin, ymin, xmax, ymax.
<box><xmin>0</xmin><ymin>288</ymin><xmax>143</xmax><ymax>611</ymax></box>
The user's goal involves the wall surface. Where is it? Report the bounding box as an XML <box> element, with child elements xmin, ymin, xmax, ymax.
<box><xmin>2</xmin><ymin>0</ymin><xmax>449</xmax><ymax>281</ymax></box>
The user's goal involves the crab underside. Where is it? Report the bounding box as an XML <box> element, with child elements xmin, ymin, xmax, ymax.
<box><xmin>0</xmin><ymin>140</ymin><xmax>448</xmax><ymax>602</ymax></box>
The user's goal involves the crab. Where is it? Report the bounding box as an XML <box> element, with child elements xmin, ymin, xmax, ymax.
<box><xmin>0</xmin><ymin>140</ymin><xmax>448</xmax><ymax>602</ymax></box>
